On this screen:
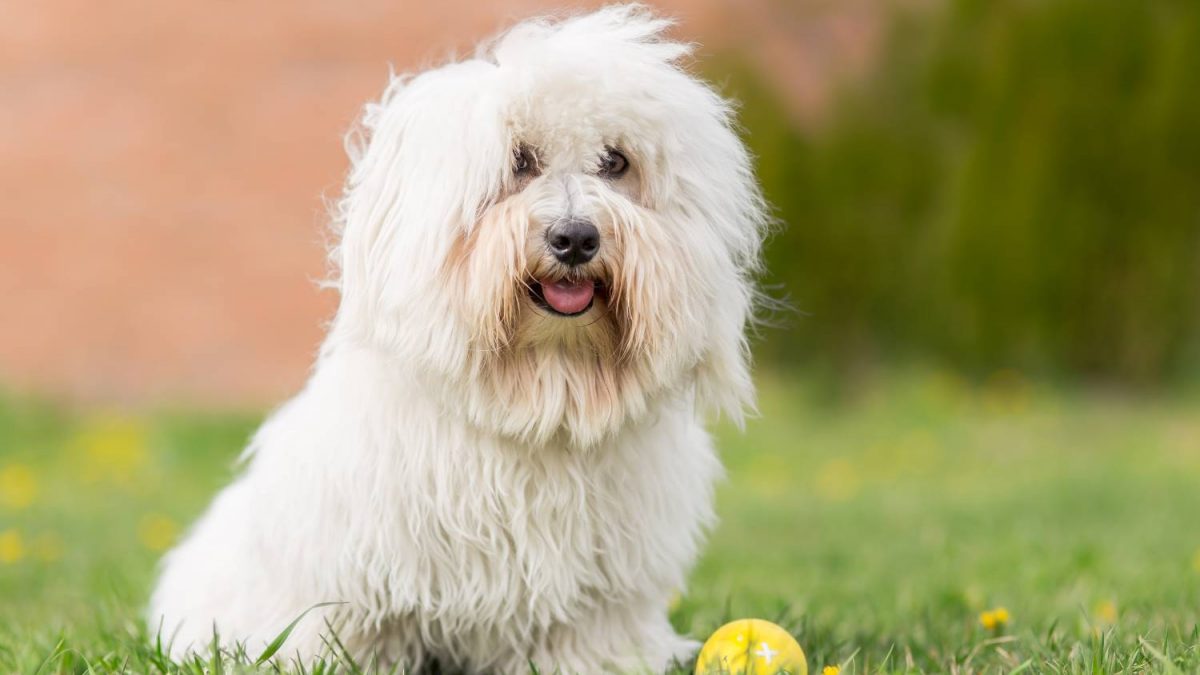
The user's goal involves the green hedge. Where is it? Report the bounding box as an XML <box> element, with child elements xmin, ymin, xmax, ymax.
<box><xmin>729</xmin><ymin>0</ymin><xmax>1200</xmax><ymax>383</ymax></box>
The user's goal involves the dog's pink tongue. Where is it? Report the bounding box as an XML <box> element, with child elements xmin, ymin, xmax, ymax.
<box><xmin>541</xmin><ymin>279</ymin><xmax>595</xmax><ymax>314</ymax></box>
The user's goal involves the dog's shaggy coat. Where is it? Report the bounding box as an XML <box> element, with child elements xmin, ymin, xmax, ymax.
<box><xmin>149</xmin><ymin>5</ymin><xmax>767</xmax><ymax>672</ymax></box>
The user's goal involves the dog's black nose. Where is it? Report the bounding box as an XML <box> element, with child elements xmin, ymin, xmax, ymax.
<box><xmin>547</xmin><ymin>219</ymin><xmax>600</xmax><ymax>266</ymax></box>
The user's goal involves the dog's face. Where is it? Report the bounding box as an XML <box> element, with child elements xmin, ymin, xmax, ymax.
<box><xmin>331</xmin><ymin>6</ymin><xmax>766</xmax><ymax>446</ymax></box>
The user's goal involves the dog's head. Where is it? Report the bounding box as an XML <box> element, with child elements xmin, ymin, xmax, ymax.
<box><xmin>329</xmin><ymin>5</ymin><xmax>767</xmax><ymax>446</ymax></box>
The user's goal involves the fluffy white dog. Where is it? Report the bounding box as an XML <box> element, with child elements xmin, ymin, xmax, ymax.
<box><xmin>149</xmin><ymin>5</ymin><xmax>767</xmax><ymax>672</ymax></box>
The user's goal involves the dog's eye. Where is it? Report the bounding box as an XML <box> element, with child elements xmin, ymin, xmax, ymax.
<box><xmin>513</xmin><ymin>145</ymin><xmax>539</xmax><ymax>177</ymax></box>
<box><xmin>598</xmin><ymin>147</ymin><xmax>629</xmax><ymax>179</ymax></box>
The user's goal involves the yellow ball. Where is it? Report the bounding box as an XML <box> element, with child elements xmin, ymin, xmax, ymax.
<box><xmin>695</xmin><ymin>619</ymin><xmax>808</xmax><ymax>675</ymax></box>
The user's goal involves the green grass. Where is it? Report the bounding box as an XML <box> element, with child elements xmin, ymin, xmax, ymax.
<box><xmin>2</xmin><ymin>370</ymin><xmax>1199</xmax><ymax>673</ymax></box>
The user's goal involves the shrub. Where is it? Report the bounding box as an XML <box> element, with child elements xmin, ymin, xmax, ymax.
<box><xmin>731</xmin><ymin>0</ymin><xmax>1200</xmax><ymax>383</ymax></box>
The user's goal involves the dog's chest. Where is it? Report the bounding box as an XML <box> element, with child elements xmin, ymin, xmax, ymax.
<box><xmin>433</xmin><ymin>449</ymin><xmax>635</xmax><ymax>615</ymax></box>
<box><xmin>356</xmin><ymin>426</ymin><xmax>707</xmax><ymax>628</ymax></box>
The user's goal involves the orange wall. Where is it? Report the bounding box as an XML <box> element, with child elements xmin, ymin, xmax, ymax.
<box><xmin>0</xmin><ymin>0</ymin><xmax>876</xmax><ymax>405</ymax></box>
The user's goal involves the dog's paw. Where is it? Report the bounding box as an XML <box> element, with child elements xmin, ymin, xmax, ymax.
<box><xmin>665</xmin><ymin>637</ymin><xmax>702</xmax><ymax>670</ymax></box>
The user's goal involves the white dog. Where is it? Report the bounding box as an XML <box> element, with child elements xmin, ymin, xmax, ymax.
<box><xmin>149</xmin><ymin>5</ymin><xmax>766</xmax><ymax>672</ymax></box>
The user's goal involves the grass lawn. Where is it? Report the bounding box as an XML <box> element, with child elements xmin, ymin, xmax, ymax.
<box><xmin>1</xmin><ymin>370</ymin><xmax>1198</xmax><ymax>673</ymax></box>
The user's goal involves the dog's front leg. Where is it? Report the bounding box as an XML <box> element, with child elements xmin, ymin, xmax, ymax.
<box><xmin>515</xmin><ymin>601</ymin><xmax>698</xmax><ymax>675</ymax></box>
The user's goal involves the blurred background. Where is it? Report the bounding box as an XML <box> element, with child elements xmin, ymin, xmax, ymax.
<box><xmin>3</xmin><ymin>0</ymin><xmax>1198</xmax><ymax>405</ymax></box>
<box><xmin>2</xmin><ymin>0</ymin><xmax>1199</xmax><ymax>671</ymax></box>
<box><xmin>2</xmin><ymin>0</ymin><xmax>1200</xmax><ymax>401</ymax></box>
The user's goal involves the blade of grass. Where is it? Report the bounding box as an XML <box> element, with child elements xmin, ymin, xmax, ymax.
<box><xmin>31</xmin><ymin>636</ymin><xmax>66</xmax><ymax>675</ymax></box>
<box><xmin>255</xmin><ymin>602</ymin><xmax>345</xmax><ymax>666</ymax></box>
<box><xmin>1139</xmin><ymin>637</ymin><xmax>1185</xmax><ymax>675</ymax></box>
<box><xmin>1006</xmin><ymin>659</ymin><xmax>1033</xmax><ymax>674</ymax></box>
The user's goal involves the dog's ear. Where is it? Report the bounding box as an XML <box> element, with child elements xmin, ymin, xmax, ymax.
<box><xmin>693</xmin><ymin>274</ymin><xmax>759</xmax><ymax>428</ymax></box>
<box><xmin>329</xmin><ymin>61</ymin><xmax>508</xmax><ymax>366</ymax></box>
<box><xmin>675</xmin><ymin>86</ymin><xmax>770</xmax><ymax>427</ymax></box>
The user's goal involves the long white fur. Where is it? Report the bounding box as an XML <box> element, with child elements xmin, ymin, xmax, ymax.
<box><xmin>149</xmin><ymin>5</ymin><xmax>767</xmax><ymax>672</ymax></box>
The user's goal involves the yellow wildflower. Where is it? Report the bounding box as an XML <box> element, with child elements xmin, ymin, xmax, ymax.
<box><xmin>0</xmin><ymin>529</ymin><xmax>25</xmax><ymax>563</ymax></box>
<box><xmin>980</xmin><ymin>612</ymin><xmax>996</xmax><ymax>630</ymax></box>
<box><xmin>823</xmin><ymin>666</ymin><xmax>841</xmax><ymax>675</ymax></box>
<box><xmin>0</xmin><ymin>464</ymin><xmax>37</xmax><ymax>509</ymax></box>
<box><xmin>74</xmin><ymin>414</ymin><xmax>149</xmax><ymax>485</ymax></box>
<box><xmin>1192</xmin><ymin>549</ymin><xmax>1200</xmax><ymax>574</ymax></box>
<box><xmin>1093</xmin><ymin>600</ymin><xmax>1118</xmax><ymax>624</ymax></box>
<box><xmin>815</xmin><ymin>458</ymin><xmax>861</xmax><ymax>501</ymax></box>
<box><xmin>980</xmin><ymin>607</ymin><xmax>1010</xmax><ymax>630</ymax></box>
<box><xmin>138</xmin><ymin>514</ymin><xmax>179</xmax><ymax>552</ymax></box>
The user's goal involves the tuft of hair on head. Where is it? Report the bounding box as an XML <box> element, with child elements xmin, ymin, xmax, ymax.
<box><xmin>480</xmin><ymin>4</ymin><xmax>692</xmax><ymax>70</ymax></box>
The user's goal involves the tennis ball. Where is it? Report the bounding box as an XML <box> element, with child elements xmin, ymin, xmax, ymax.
<box><xmin>694</xmin><ymin>619</ymin><xmax>807</xmax><ymax>675</ymax></box>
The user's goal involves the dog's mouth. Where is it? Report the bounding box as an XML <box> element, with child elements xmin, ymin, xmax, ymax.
<box><xmin>530</xmin><ymin>278</ymin><xmax>604</xmax><ymax>316</ymax></box>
